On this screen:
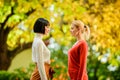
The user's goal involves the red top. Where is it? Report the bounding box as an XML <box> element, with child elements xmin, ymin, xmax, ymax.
<box><xmin>68</xmin><ymin>40</ymin><xmax>88</xmax><ymax>80</ymax></box>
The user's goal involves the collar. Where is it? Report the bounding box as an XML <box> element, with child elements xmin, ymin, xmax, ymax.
<box><xmin>35</xmin><ymin>33</ymin><xmax>43</xmax><ymax>39</ymax></box>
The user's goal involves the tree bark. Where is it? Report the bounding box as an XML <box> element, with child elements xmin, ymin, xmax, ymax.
<box><xmin>0</xmin><ymin>28</ymin><xmax>11</xmax><ymax>70</ymax></box>
<box><xmin>0</xmin><ymin>52</ymin><xmax>11</xmax><ymax>70</ymax></box>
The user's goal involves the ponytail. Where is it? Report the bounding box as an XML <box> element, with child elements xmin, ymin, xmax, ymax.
<box><xmin>83</xmin><ymin>25</ymin><xmax>90</xmax><ymax>40</ymax></box>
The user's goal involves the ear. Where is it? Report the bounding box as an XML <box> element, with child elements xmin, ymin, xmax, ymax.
<box><xmin>78</xmin><ymin>28</ymin><xmax>83</xmax><ymax>34</ymax></box>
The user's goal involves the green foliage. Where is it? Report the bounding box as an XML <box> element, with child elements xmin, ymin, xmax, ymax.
<box><xmin>0</xmin><ymin>71</ymin><xmax>22</xmax><ymax>80</ymax></box>
<box><xmin>0</xmin><ymin>63</ymin><xmax>35</xmax><ymax>80</ymax></box>
<box><xmin>87</xmin><ymin>42</ymin><xmax>120</xmax><ymax>80</ymax></box>
<box><xmin>111</xmin><ymin>66</ymin><xmax>120</xmax><ymax>80</ymax></box>
<box><xmin>49</xmin><ymin>41</ymin><xmax>69</xmax><ymax>79</ymax></box>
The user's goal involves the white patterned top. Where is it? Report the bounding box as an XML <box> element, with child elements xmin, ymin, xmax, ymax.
<box><xmin>32</xmin><ymin>33</ymin><xmax>50</xmax><ymax>80</ymax></box>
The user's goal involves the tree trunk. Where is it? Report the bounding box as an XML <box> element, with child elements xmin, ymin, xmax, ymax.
<box><xmin>0</xmin><ymin>28</ymin><xmax>11</xmax><ymax>70</ymax></box>
<box><xmin>0</xmin><ymin>52</ymin><xmax>11</xmax><ymax>70</ymax></box>
<box><xmin>0</xmin><ymin>28</ymin><xmax>32</xmax><ymax>70</ymax></box>
<box><xmin>0</xmin><ymin>6</ymin><xmax>35</xmax><ymax>70</ymax></box>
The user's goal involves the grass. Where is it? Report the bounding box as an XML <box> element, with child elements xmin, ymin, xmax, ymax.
<box><xmin>8</xmin><ymin>48</ymin><xmax>33</xmax><ymax>72</ymax></box>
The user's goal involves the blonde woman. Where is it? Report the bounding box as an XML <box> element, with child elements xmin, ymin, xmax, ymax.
<box><xmin>68</xmin><ymin>20</ymin><xmax>90</xmax><ymax>80</ymax></box>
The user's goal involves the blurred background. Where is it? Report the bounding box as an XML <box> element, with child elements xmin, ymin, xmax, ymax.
<box><xmin>0</xmin><ymin>0</ymin><xmax>120</xmax><ymax>80</ymax></box>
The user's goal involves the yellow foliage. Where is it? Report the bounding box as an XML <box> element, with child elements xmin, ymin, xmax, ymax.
<box><xmin>81</xmin><ymin>0</ymin><xmax>120</xmax><ymax>53</ymax></box>
<box><xmin>1</xmin><ymin>0</ymin><xmax>119</xmax><ymax>56</ymax></box>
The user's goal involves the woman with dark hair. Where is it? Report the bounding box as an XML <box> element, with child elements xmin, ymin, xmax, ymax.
<box><xmin>68</xmin><ymin>20</ymin><xmax>90</xmax><ymax>80</ymax></box>
<box><xmin>30</xmin><ymin>18</ymin><xmax>53</xmax><ymax>80</ymax></box>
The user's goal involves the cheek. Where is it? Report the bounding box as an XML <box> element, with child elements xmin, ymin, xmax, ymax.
<box><xmin>46</xmin><ymin>28</ymin><xmax>50</xmax><ymax>32</ymax></box>
<box><xmin>47</xmin><ymin>28</ymin><xmax>50</xmax><ymax>32</ymax></box>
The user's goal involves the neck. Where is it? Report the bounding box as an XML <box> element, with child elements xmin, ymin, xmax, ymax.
<box><xmin>76</xmin><ymin>36</ymin><xmax>84</xmax><ymax>41</ymax></box>
<box><xmin>35</xmin><ymin>33</ymin><xmax>43</xmax><ymax>38</ymax></box>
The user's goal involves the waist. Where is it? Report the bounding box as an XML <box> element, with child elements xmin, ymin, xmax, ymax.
<box><xmin>35</xmin><ymin>62</ymin><xmax>50</xmax><ymax>65</ymax></box>
<box><xmin>68</xmin><ymin>63</ymin><xmax>80</xmax><ymax>71</ymax></box>
<box><xmin>68</xmin><ymin>68</ymin><xmax>87</xmax><ymax>73</ymax></box>
<box><xmin>33</xmin><ymin>59</ymin><xmax>50</xmax><ymax>64</ymax></box>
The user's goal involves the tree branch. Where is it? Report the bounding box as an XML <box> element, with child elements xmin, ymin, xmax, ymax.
<box><xmin>8</xmin><ymin>42</ymin><xmax>32</xmax><ymax>60</ymax></box>
<box><xmin>59</xmin><ymin>14</ymin><xmax>64</xmax><ymax>34</ymax></box>
<box><xmin>1</xmin><ymin>7</ymin><xmax>14</xmax><ymax>29</ymax></box>
<box><xmin>26</xmin><ymin>8</ymin><xmax>36</xmax><ymax>16</ymax></box>
<box><xmin>7</xmin><ymin>39</ymin><xmax>50</xmax><ymax>60</ymax></box>
<box><xmin>10</xmin><ymin>8</ymin><xmax>36</xmax><ymax>30</ymax></box>
<box><xmin>1</xmin><ymin>7</ymin><xmax>36</xmax><ymax>30</ymax></box>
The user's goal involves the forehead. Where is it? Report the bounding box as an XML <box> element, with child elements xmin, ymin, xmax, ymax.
<box><xmin>71</xmin><ymin>24</ymin><xmax>77</xmax><ymax>28</ymax></box>
<box><xmin>71</xmin><ymin>20</ymin><xmax>84</xmax><ymax>28</ymax></box>
<box><xmin>45</xmin><ymin>25</ymin><xmax>50</xmax><ymax>28</ymax></box>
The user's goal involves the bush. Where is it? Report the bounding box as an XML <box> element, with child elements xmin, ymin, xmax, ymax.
<box><xmin>0</xmin><ymin>71</ymin><xmax>21</xmax><ymax>80</ymax></box>
<box><xmin>0</xmin><ymin>63</ymin><xmax>35</xmax><ymax>80</ymax></box>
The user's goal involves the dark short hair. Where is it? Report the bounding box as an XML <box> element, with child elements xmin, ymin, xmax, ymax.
<box><xmin>33</xmin><ymin>18</ymin><xmax>50</xmax><ymax>34</ymax></box>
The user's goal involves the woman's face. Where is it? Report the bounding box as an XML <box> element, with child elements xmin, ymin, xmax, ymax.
<box><xmin>70</xmin><ymin>24</ymin><xmax>79</xmax><ymax>37</ymax></box>
<box><xmin>45</xmin><ymin>26</ymin><xmax>50</xmax><ymax>35</ymax></box>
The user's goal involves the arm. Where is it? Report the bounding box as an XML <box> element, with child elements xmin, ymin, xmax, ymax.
<box><xmin>77</xmin><ymin>43</ymin><xmax>88</xmax><ymax>80</ymax></box>
<box><xmin>36</xmin><ymin>43</ymin><xmax>47</xmax><ymax>80</ymax></box>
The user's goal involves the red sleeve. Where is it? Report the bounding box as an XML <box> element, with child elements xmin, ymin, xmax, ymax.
<box><xmin>77</xmin><ymin>42</ymin><xmax>87</xmax><ymax>80</ymax></box>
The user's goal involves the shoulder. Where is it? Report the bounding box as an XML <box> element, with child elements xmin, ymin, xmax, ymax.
<box><xmin>78</xmin><ymin>40</ymin><xmax>88</xmax><ymax>47</ymax></box>
<box><xmin>33</xmin><ymin>38</ymin><xmax>44</xmax><ymax>46</ymax></box>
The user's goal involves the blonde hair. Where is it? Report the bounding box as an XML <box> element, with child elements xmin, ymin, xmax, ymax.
<box><xmin>72</xmin><ymin>20</ymin><xmax>90</xmax><ymax>40</ymax></box>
